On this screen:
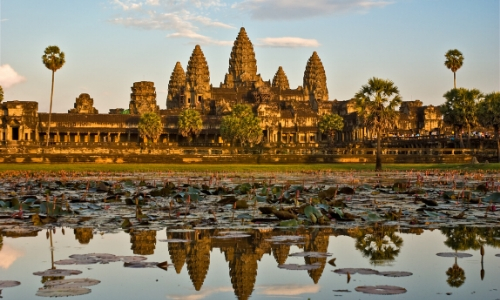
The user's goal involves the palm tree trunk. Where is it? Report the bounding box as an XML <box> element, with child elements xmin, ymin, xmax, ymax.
<box><xmin>453</xmin><ymin>72</ymin><xmax>457</xmax><ymax>89</ymax></box>
<box><xmin>458</xmin><ymin>126</ymin><xmax>464</xmax><ymax>148</ymax></box>
<box><xmin>467</xmin><ymin>124</ymin><xmax>471</xmax><ymax>149</ymax></box>
<box><xmin>376</xmin><ymin>130</ymin><xmax>382</xmax><ymax>171</ymax></box>
<box><xmin>46</xmin><ymin>71</ymin><xmax>55</xmax><ymax>147</ymax></box>
<box><xmin>495</xmin><ymin>125</ymin><xmax>500</xmax><ymax>163</ymax></box>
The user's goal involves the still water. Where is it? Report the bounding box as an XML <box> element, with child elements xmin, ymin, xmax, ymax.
<box><xmin>1</xmin><ymin>225</ymin><xmax>499</xmax><ymax>299</ymax></box>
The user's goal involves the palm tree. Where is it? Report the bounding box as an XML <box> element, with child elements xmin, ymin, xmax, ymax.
<box><xmin>353</xmin><ymin>225</ymin><xmax>403</xmax><ymax>266</ymax></box>
<box><xmin>444</xmin><ymin>49</ymin><xmax>464</xmax><ymax>89</ymax></box>
<box><xmin>354</xmin><ymin>77</ymin><xmax>402</xmax><ymax>171</ymax></box>
<box><xmin>178</xmin><ymin>108</ymin><xmax>203</xmax><ymax>143</ymax></box>
<box><xmin>318</xmin><ymin>113</ymin><xmax>344</xmax><ymax>145</ymax></box>
<box><xmin>477</xmin><ymin>92</ymin><xmax>500</xmax><ymax>162</ymax></box>
<box><xmin>42</xmin><ymin>46</ymin><xmax>65</xmax><ymax>146</ymax></box>
<box><xmin>0</xmin><ymin>85</ymin><xmax>4</xmax><ymax>103</ymax></box>
<box><xmin>441</xmin><ymin>88</ymin><xmax>482</xmax><ymax>148</ymax></box>
<box><xmin>138</xmin><ymin>112</ymin><xmax>163</xmax><ymax>144</ymax></box>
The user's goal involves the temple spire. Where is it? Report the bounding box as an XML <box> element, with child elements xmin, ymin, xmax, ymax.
<box><xmin>185</xmin><ymin>45</ymin><xmax>211</xmax><ymax>108</ymax></box>
<box><xmin>223</xmin><ymin>27</ymin><xmax>262</xmax><ymax>88</ymax></box>
<box><xmin>303</xmin><ymin>51</ymin><xmax>329</xmax><ymax>101</ymax></box>
<box><xmin>167</xmin><ymin>62</ymin><xmax>186</xmax><ymax>109</ymax></box>
<box><xmin>272</xmin><ymin>66</ymin><xmax>290</xmax><ymax>90</ymax></box>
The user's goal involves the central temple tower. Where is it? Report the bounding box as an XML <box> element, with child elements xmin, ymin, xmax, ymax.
<box><xmin>222</xmin><ymin>27</ymin><xmax>263</xmax><ymax>88</ymax></box>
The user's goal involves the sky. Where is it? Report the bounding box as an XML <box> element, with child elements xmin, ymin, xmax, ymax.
<box><xmin>0</xmin><ymin>0</ymin><xmax>498</xmax><ymax>113</ymax></box>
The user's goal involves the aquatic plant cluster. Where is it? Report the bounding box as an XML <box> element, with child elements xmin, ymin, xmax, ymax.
<box><xmin>0</xmin><ymin>168</ymin><xmax>499</xmax><ymax>297</ymax></box>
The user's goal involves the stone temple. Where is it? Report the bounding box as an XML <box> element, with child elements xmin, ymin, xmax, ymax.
<box><xmin>0</xmin><ymin>27</ymin><xmax>445</xmax><ymax>147</ymax></box>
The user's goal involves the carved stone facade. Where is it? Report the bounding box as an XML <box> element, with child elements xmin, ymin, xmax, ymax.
<box><xmin>69</xmin><ymin>93</ymin><xmax>98</xmax><ymax>114</ymax></box>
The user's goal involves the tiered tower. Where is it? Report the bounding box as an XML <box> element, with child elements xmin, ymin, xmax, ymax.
<box><xmin>68</xmin><ymin>94</ymin><xmax>98</xmax><ymax>114</ymax></box>
<box><xmin>185</xmin><ymin>45</ymin><xmax>211</xmax><ymax>108</ymax></box>
<box><xmin>74</xmin><ymin>227</ymin><xmax>94</xmax><ymax>244</ymax></box>
<box><xmin>303</xmin><ymin>51</ymin><xmax>329</xmax><ymax>101</ymax></box>
<box><xmin>130</xmin><ymin>229</ymin><xmax>157</xmax><ymax>255</ymax></box>
<box><xmin>272</xmin><ymin>66</ymin><xmax>290</xmax><ymax>90</ymax></box>
<box><xmin>166</xmin><ymin>62</ymin><xmax>186</xmax><ymax>109</ymax></box>
<box><xmin>222</xmin><ymin>27</ymin><xmax>263</xmax><ymax>88</ymax></box>
<box><xmin>129</xmin><ymin>81</ymin><xmax>159</xmax><ymax>114</ymax></box>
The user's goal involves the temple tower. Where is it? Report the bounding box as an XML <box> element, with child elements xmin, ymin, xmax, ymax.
<box><xmin>272</xmin><ymin>66</ymin><xmax>290</xmax><ymax>90</ymax></box>
<box><xmin>303</xmin><ymin>51</ymin><xmax>329</xmax><ymax>102</ymax></box>
<box><xmin>185</xmin><ymin>45</ymin><xmax>211</xmax><ymax>109</ymax></box>
<box><xmin>129</xmin><ymin>81</ymin><xmax>159</xmax><ymax>115</ymax></box>
<box><xmin>68</xmin><ymin>94</ymin><xmax>98</xmax><ymax>114</ymax></box>
<box><xmin>223</xmin><ymin>27</ymin><xmax>263</xmax><ymax>88</ymax></box>
<box><xmin>167</xmin><ymin>62</ymin><xmax>186</xmax><ymax>109</ymax></box>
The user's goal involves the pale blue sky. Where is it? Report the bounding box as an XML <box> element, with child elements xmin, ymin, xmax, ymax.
<box><xmin>0</xmin><ymin>0</ymin><xmax>498</xmax><ymax>113</ymax></box>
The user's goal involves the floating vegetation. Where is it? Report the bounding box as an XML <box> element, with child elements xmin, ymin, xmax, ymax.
<box><xmin>355</xmin><ymin>285</ymin><xmax>407</xmax><ymax>295</ymax></box>
<box><xmin>278</xmin><ymin>263</ymin><xmax>322</xmax><ymax>270</ymax></box>
<box><xmin>0</xmin><ymin>281</ymin><xmax>21</xmax><ymax>288</ymax></box>
<box><xmin>33</xmin><ymin>269</ymin><xmax>82</xmax><ymax>276</ymax></box>
<box><xmin>436</xmin><ymin>252</ymin><xmax>473</xmax><ymax>258</ymax></box>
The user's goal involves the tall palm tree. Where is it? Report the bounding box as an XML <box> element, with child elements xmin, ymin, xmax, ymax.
<box><xmin>42</xmin><ymin>46</ymin><xmax>65</xmax><ymax>146</ymax></box>
<box><xmin>444</xmin><ymin>49</ymin><xmax>464</xmax><ymax>89</ymax></box>
<box><xmin>441</xmin><ymin>88</ymin><xmax>482</xmax><ymax>149</ymax></box>
<box><xmin>477</xmin><ymin>92</ymin><xmax>500</xmax><ymax>162</ymax></box>
<box><xmin>354</xmin><ymin>77</ymin><xmax>402</xmax><ymax>171</ymax></box>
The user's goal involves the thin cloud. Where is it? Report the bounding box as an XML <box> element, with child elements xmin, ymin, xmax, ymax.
<box><xmin>108</xmin><ymin>0</ymin><xmax>233</xmax><ymax>45</ymax></box>
<box><xmin>258</xmin><ymin>284</ymin><xmax>320</xmax><ymax>296</ymax></box>
<box><xmin>233</xmin><ymin>0</ymin><xmax>393</xmax><ymax>20</ymax></box>
<box><xmin>258</xmin><ymin>37</ymin><xmax>320</xmax><ymax>48</ymax></box>
<box><xmin>0</xmin><ymin>245</ymin><xmax>24</xmax><ymax>269</ymax></box>
<box><xmin>0</xmin><ymin>64</ymin><xmax>26</xmax><ymax>88</ymax></box>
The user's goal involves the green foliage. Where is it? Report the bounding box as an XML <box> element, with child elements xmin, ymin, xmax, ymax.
<box><xmin>441</xmin><ymin>88</ymin><xmax>482</xmax><ymax>148</ymax></box>
<box><xmin>42</xmin><ymin>46</ymin><xmax>65</xmax><ymax>72</ymax></box>
<box><xmin>0</xmin><ymin>85</ymin><xmax>3</xmax><ymax>103</ymax></box>
<box><xmin>444</xmin><ymin>49</ymin><xmax>464</xmax><ymax>88</ymax></box>
<box><xmin>138</xmin><ymin>112</ymin><xmax>162</xmax><ymax>143</ymax></box>
<box><xmin>318</xmin><ymin>113</ymin><xmax>344</xmax><ymax>140</ymax></box>
<box><xmin>220</xmin><ymin>104</ymin><xmax>262</xmax><ymax>146</ymax></box>
<box><xmin>477</xmin><ymin>92</ymin><xmax>500</xmax><ymax>128</ymax></box>
<box><xmin>178</xmin><ymin>108</ymin><xmax>203</xmax><ymax>140</ymax></box>
<box><xmin>121</xmin><ymin>109</ymin><xmax>130</xmax><ymax>115</ymax></box>
<box><xmin>354</xmin><ymin>77</ymin><xmax>402</xmax><ymax>170</ymax></box>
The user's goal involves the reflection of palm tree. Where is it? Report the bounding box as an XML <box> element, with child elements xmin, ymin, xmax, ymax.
<box><xmin>42</xmin><ymin>228</ymin><xmax>64</xmax><ymax>283</ymax></box>
<box><xmin>446</xmin><ymin>257</ymin><xmax>466</xmax><ymax>288</ymax></box>
<box><xmin>354</xmin><ymin>225</ymin><xmax>403</xmax><ymax>266</ymax></box>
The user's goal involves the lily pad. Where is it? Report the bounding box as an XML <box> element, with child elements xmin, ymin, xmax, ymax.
<box><xmin>158</xmin><ymin>239</ymin><xmax>190</xmax><ymax>243</ymax></box>
<box><xmin>0</xmin><ymin>280</ymin><xmax>21</xmax><ymax>288</ymax></box>
<box><xmin>119</xmin><ymin>256</ymin><xmax>148</xmax><ymax>263</ymax></box>
<box><xmin>278</xmin><ymin>263</ymin><xmax>322</xmax><ymax>270</ymax></box>
<box><xmin>333</xmin><ymin>268</ymin><xmax>380</xmax><ymax>275</ymax></box>
<box><xmin>36</xmin><ymin>287</ymin><xmax>91</xmax><ymax>297</ymax></box>
<box><xmin>124</xmin><ymin>262</ymin><xmax>159</xmax><ymax>268</ymax></box>
<box><xmin>378</xmin><ymin>271</ymin><xmax>413</xmax><ymax>277</ymax></box>
<box><xmin>33</xmin><ymin>269</ymin><xmax>82</xmax><ymax>276</ymax></box>
<box><xmin>355</xmin><ymin>285</ymin><xmax>407</xmax><ymax>295</ymax></box>
<box><xmin>436</xmin><ymin>252</ymin><xmax>473</xmax><ymax>258</ymax></box>
<box><xmin>43</xmin><ymin>278</ymin><xmax>101</xmax><ymax>288</ymax></box>
<box><xmin>289</xmin><ymin>252</ymin><xmax>332</xmax><ymax>258</ymax></box>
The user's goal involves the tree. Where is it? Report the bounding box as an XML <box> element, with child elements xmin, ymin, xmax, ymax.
<box><xmin>0</xmin><ymin>85</ymin><xmax>3</xmax><ymax>103</ymax></box>
<box><xmin>477</xmin><ymin>92</ymin><xmax>500</xmax><ymax>162</ymax></box>
<box><xmin>42</xmin><ymin>46</ymin><xmax>65</xmax><ymax>146</ymax></box>
<box><xmin>178</xmin><ymin>108</ymin><xmax>203</xmax><ymax>143</ymax></box>
<box><xmin>441</xmin><ymin>88</ymin><xmax>482</xmax><ymax>148</ymax></box>
<box><xmin>138</xmin><ymin>112</ymin><xmax>162</xmax><ymax>143</ymax></box>
<box><xmin>444</xmin><ymin>49</ymin><xmax>464</xmax><ymax>89</ymax></box>
<box><xmin>318</xmin><ymin>113</ymin><xmax>344</xmax><ymax>145</ymax></box>
<box><xmin>354</xmin><ymin>77</ymin><xmax>402</xmax><ymax>171</ymax></box>
<box><xmin>353</xmin><ymin>225</ymin><xmax>403</xmax><ymax>266</ymax></box>
<box><xmin>220</xmin><ymin>104</ymin><xmax>262</xmax><ymax>146</ymax></box>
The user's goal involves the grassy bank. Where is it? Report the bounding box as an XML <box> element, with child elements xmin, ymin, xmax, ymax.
<box><xmin>0</xmin><ymin>163</ymin><xmax>498</xmax><ymax>173</ymax></box>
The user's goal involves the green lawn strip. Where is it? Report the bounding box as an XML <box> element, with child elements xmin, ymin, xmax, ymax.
<box><xmin>0</xmin><ymin>163</ymin><xmax>498</xmax><ymax>173</ymax></box>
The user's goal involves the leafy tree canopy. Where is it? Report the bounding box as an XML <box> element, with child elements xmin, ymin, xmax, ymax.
<box><xmin>42</xmin><ymin>46</ymin><xmax>65</xmax><ymax>72</ymax></box>
<box><xmin>220</xmin><ymin>104</ymin><xmax>262</xmax><ymax>146</ymax></box>
<box><xmin>477</xmin><ymin>92</ymin><xmax>500</xmax><ymax>128</ymax></box>
<box><xmin>318</xmin><ymin>113</ymin><xmax>344</xmax><ymax>138</ymax></box>
<box><xmin>441</xmin><ymin>88</ymin><xmax>482</xmax><ymax>129</ymax></box>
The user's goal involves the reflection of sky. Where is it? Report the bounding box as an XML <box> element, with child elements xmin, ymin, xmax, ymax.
<box><xmin>0</xmin><ymin>244</ymin><xmax>24</xmax><ymax>269</ymax></box>
<box><xmin>0</xmin><ymin>229</ymin><xmax>499</xmax><ymax>299</ymax></box>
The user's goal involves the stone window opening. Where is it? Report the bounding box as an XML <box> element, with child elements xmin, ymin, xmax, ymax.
<box><xmin>11</xmin><ymin>127</ymin><xmax>19</xmax><ymax>141</ymax></box>
<box><xmin>198</xmin><ymin>96</ymin><xmax>202</xmax><ymax>103</ymax></box>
